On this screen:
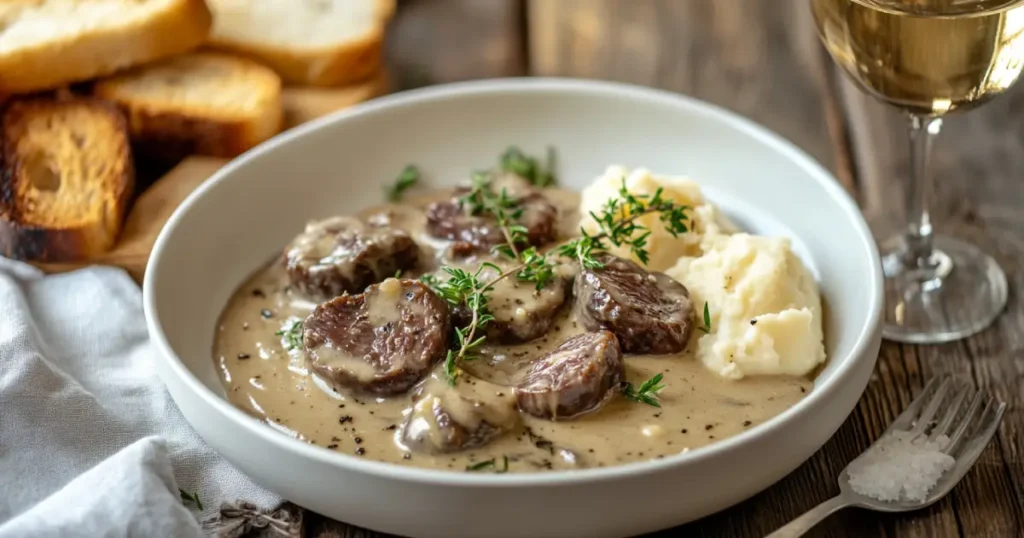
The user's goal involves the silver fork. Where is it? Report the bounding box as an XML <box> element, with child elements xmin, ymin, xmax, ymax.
<box><xmin>766</xmin><ymin>375</ymin><xmax>1006</xmax><ymax>538</ymax></box>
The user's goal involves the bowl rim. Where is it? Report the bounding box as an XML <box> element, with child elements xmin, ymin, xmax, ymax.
<box><xmin>144</xmin><ymin>76</ymin><xmax>883</xmax><ymax>488</ymax></box>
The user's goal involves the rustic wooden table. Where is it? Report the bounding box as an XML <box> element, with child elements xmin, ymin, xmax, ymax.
<box><xmin>301</xmin><ymin>1</ymin><xmax>1024</xmax><ymax>536</ymax></box>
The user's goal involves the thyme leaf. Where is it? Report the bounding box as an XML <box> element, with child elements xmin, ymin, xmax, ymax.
<box><xmin>275</xmin><ymin>319</ymin><xmax>303</xmax><ymax>352</ymax></box>
<box><xmin>499</xmin><ymin>146</ymin><xmax>557</xmax><ymax>187</ymax></box>
<box><xmin>466</xmin><ymin>455</ymin><xmax>510</xmax><ymax>473</ymax></box>
<box><xmin>698</xmin><ymin>302</ymin><xmax>711</xmax><ymax>333</ymax></box>
<box><xmin>623</xmin><ymin>373</ymin><xmax>666</xmax><ymax>408</ymax></box>
<box><xmin>385</xmin><ymin>164</ymin><xmax>420</xmax><ymax>202</ymax></box>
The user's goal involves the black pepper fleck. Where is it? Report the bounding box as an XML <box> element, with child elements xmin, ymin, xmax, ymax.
<box><xmin>800</xmin><ymin>387</ymin><xmax>807</xmax><ymax>393</ymax></box>
<box><xmin>252</xmin><ymin>289</ymin><xmax>266</xmax><ymax>297</ymax></box>
<box><xmin>743</xmin><ymin>420</ymin><xmax>752</xmax><ymax>427</ymax></box>
<box><xmin>750</xmin><ymin>319</ymin><xmax>757</xmax><ymax>325</ymax></box>
<box><xmin>237</xmin><ymin>352</ymin><xmax>251</xmax><ymax>359</ymax></box>
<box><xmin>653</xmin><ymin>413</ymin><xmax>662</xmax><ymax>418</ymax></box>
<box><xmin>705</xmin><ymin>424</ymin><xmax>714</xmax><ymax>431</ymax></box>
<box><xmin>338</xmin><ymin>404</ymin><xmax>346</xmax><ymax>408</ymax></box>
<box><xmin>260</xmin><ymin>309</ymin><xmax>273</xmax><ymax>319</ymax></box>
<box><xmin>339</xmin><ymin>415</ymin><xmax>353</xmax><ymax>424</ymax></box>
<box><xmin>681</xmin><ymin>429</ymin><xmax>688</xmax><ymax>434</ymax></box>
<box><xmin>354</xmin><ymin>437</ymin><xmax>363</xmax><ymax>444</ymax></box>
<box><xmin>383</xmin><ymin>424</ymin><xmax>397</xmax><ymax>431</ymax></box>
<box><xmin>331</xmin><ymin>436</ymin><xmax>340</xmax><ymax>442</ymax></box>
<box><xmin>355</xmin><ymin>448</ymin><xmax>366</xmax><ymax>456</ymax></box>
<box><xmin>326</xmin><ymin>444</ymin><xmax>338</xmax><ymax>449</ymax></box>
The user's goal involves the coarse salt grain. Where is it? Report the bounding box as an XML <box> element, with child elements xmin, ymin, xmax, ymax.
<box><xmin>846</xmin><ymin>431</ymin><xmax>955</xmax><ymax>502</ymax></box>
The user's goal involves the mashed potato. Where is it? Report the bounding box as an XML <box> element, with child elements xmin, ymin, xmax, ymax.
<box><xmin>579</xmin><ymin>166</ymin><xmax>730</xmax><ymax>271</ymax></box>
<box><xmin>666</xmin><ymin>233</ymin><xmax>826</xmax><ymax>379</ymax></box>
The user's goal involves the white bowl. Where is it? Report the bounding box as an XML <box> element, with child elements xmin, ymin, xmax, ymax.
<box><xmin>144</xmin><ymin>78</ymin><xmax>883</xmax><ymax>538</ymax></box>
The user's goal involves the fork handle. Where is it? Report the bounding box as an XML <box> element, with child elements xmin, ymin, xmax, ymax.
<box><xmin>764</xmin><ymin>495</ymin><xmax>852</xmax><ymax>538</ymax></box>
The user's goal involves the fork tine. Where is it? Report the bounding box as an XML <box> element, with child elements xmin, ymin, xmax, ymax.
<box><xmin>944</xmin><ymin>398</ymin><xmax>1006</xmax><ymax>463</ymax></box>
<box><xmin>891</xmin><ymin>376</ymin><xmax>945</xmax><ymax>431</ymax></box>
<box><xmin>942</xmin><ymin>392</ymin><xmax>987</xmax><ymax>455</ymax></box>
<box><xmin>932</xmin><ymin>385</ymin><xmax>969</xmax><ymax>438</ymax></box>
<box><xmin>911</xmin><ymin>377</ymin><xmax>952</xmax><ymax>435</ymax></box>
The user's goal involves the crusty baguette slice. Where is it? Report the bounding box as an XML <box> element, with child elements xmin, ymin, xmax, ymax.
<box><xmin>206</xmin><ymin>0</ymin><xmax>389</xmax><ymax>87</ymax></box>
<box><xmin>0</xmin><ymin>98</ymin><xmax>134</xmax><ymax>262</ymax></box>
<box><xmin>0</xmin><ymin>0</ymin><xmax>212</xmax><ymax>94</ymax></box>
<box><xmin>93</xmin><ymin>51</ymin><xmax>284</xmax><ymax>159</ymax></box>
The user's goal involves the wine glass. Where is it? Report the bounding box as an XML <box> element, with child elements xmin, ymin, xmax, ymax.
<box><xmin>811</xmin><ymin>0</ymin><xmax>1016</xmax><ymax>343</ymax></box>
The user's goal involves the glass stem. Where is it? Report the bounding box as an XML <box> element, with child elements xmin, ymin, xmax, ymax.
<box><xmin>903</xmin><ymin>113</ymin><xmax>942</xmax><ymax>270</ymax></box>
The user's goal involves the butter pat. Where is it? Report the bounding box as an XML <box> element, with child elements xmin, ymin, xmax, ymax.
<box><xmin>667</xmin><ymin>233</ymin><xmax>826</xmax><ymax>379</ymax></box>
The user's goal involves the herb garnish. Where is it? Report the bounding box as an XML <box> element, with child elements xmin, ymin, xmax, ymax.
<box><xmin>179</xmin><ymin>489</ymin><xmax>204</xmax><ymax>510</ymax></box>
<box><xmin>623</xmin><ymin>373</ymin><xmax>666</xmax><ymax>408</ymax></box>
<box><xmin>466</xmin><ymin>455</ymin><xmax>510</xmax><ymax>472</ymax></box>
<box><xmin>556</xmin><ymin>180</ymin><xmax>691</xmax><ymax>269</ymax></box>
<box><xmin>499</xmin><ymin>146</ymin><xmax>557</xmax><ymax>187</ymax></box>
<box><xmin>385</xmin><ymin>164</ymin><xmax>420</xmax><ymax>202</ymax></box>
<box><xmin>275</xmin><ymin>319</ymin><xmax>303</xmax><ymax>351</ymax></box>
<box><xmin>422</xmin><ymin>151</ymin><xmax>692</xmax><ymax>389</ymax></box>
<box><xmin>698</xmin><ymin>302</ymin><xmax>711</xmax><ymax>333</ymax></box>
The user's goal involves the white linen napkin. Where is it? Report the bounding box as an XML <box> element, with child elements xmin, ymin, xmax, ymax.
<box><xmin>0</xmin><ymin>259</ymin><xmax>283</xmax><ymax>537</ymax></box>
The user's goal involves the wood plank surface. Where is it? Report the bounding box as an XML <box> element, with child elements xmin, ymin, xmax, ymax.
<box><xmin>303</xmin><ymin>1</ymin><xmax>1023</xmax><ymax>537</ymax></box>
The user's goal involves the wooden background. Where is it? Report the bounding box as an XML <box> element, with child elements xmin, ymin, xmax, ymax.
<box><xmin>301</xmin><ymin>1</ymin><xmax>1024</xmax><ymax>536</ymax></box>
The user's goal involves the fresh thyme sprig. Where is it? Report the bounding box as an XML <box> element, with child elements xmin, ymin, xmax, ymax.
<box><xmin>385</xmin><ymin>164</ymin><xmax>420</xmax><ymax>202</ymax></box>
<box><xmin>622</xmin><ymin>373</ymin><xmax>666</xmax><ymax>408</ymax></box>
<box><xmin>422</xmin><ymin>264</ymin><xmax>511</xmax><ymax>385</ymax></box>
<box><xmin>556</xmin><ymin>180</ymin><xmax>691</xmax><ymax>269</ymax></box>
<box><xmin>179</xmin><ymin>489</ymin><xmax>204</xmax><ymax>511</ymax></box>
<box><xmin>275</xmin><ymin>319</ymin><xmax>303</xmax><ymax>351</ymax></box>
<box><xmin>499</xmin><ymin>146</ymin><xmax>556</xmax><ymax>187</ymax></box>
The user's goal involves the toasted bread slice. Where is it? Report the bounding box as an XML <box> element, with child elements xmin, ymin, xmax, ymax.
<box><xmin>0</xmin><ymin>0</ymin><xmax>212</xmax><ymax>94</ymax></box>
<box><xmin>0</xmin><ymin>98</ymin><xmax>134</xmax><ymax>262</ymax></box>
<box><xmin>206</xmin><ymin>0</ymin><xmax>390</xmax><ymax>87</ymax></box>
<box><xmin>93</xmin><ymin>51</ymin><xmax>284</xmax><ymax>159</ymax></box>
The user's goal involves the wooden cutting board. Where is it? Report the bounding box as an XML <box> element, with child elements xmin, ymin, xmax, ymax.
<box><xmin>32</xmin><ymin>71</ymin><xmax>388</xmax><ymax>282</ymax></box>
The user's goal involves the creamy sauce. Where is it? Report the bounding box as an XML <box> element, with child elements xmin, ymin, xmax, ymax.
<box><xmin>213</xmin><ymin>189</ymin><xmax>814</xmax><ymax>472</ymax></box>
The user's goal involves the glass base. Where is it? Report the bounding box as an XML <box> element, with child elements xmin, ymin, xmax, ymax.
<box><xmin>881</xmin><ymin>235</ymin><xmax>1007</xmax><ymax>344</ymax></box>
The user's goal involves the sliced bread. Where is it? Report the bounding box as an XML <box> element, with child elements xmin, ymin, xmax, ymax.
<box><xmin>0</xmin><ymin>0</ymin><xmax>213</xmax><ymax>94</ymax></box>
<box><xmin>0</xmin><ymin>98</ymin><xmax>134</xmax><ymax>262</ymax></box>
<box><xmin>93</xmin><ymin>51</ymin><xmax>284</xmax><ymax>159</ymax></box>
<box><xmin>206</xmin><ymin>0</ymin><xmax>391</xmax><ymax>87</ymax></box>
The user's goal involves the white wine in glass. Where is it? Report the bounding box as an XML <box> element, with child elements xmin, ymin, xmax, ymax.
<box><xmin>811</xmin><ymin>0</ymin><xmax>1018</xmax><ymax>343</ymax></box>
